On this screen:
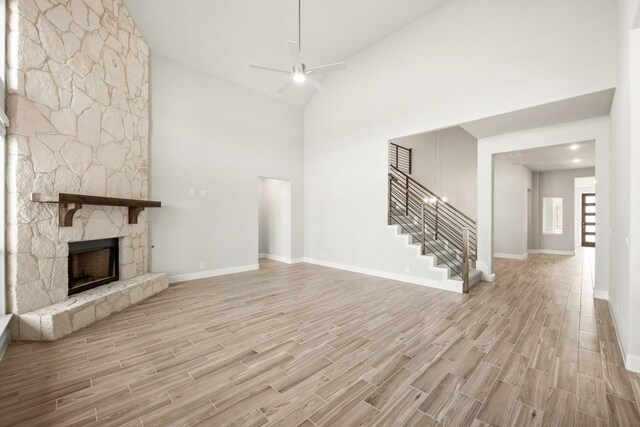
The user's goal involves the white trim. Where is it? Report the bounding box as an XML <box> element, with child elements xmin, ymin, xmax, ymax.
<box><xmin>169</xmin><ymin>264</ymin><xmax>259</xmax><ymax>284</ymax></box>
<box><xmin>604</xmin><ymin>298</ymin><xmax>640</xmax><ymax>373</ymax></box>
<box><xmin>494</xmin><ymin>253</ymin><xmax>528</xmax><ymax>260</ymax></box>
<box><xmin>302</xmin><ymin>258</ymin><xmax>462</xmax><ymax>293</ymax></box>
<box><xmin>625</xmin><ymin>354</ymin><xmax>640</xmax><ymax>373</ymax></box>
<box><xmin>607</xmin><ymin>298</ymin><xmax>628</xmax><ymax>363</ymax></box>
<box><xmin>527</xmin><ymin>249</ymin><xmax>575</xmax><ymax>256</ymax></box>
<box><xmin>258</xmin><ymin>253</ymin><xmax>298</xmax><ymax>264</ymax></box>
<box><xmin>593</xmin><ymin>290</ymin><xmax>610</xmax><ymax>300</ymax></box>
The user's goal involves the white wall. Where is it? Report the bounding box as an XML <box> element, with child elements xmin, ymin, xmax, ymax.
<box><xmin>523</xmin><ymin>167</ymin><xmax>533</xmax><ymax>253</ymax></box>
<box><xmin>493</xmin><ymin>158</ymin><xmax>530</xmax><ymax>258</ymax></box>
<box><xmin>392</xmin><ymin>127</ymin><xmax>477</xmax><ymax>218</ymax></box>
<box><xmin>608</xmin><ymin>0</ymin><xmax>640</xmax><ymax>370</ymax></box>
<box><xmin>148</xmin><ymin>54</ymin><xmax>304</xmax><ymax>281</ymax></box>
<box><xmin>305</xmin><ymin>0</ymin><xmax>615</xmax><ymax>281</ymax></box>
<box><xmin>258</xmin><ymin>178</ymin><xmax>292</xmax><ymax>262</ymax></box>
<box><xmin>535</xmin><ymin>168</ymin><xmax>596</xmax><ymax>252</ymax></box>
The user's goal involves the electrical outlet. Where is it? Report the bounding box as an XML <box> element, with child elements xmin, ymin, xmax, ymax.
<box><xmin>616</xmin><ymin>302</ymin><xmax>619</xmax><ymax>313</ymax></box>
<box><xmin>200</xmin><ymin>262</ymin><xmax>205</xmax><ymax>269</ymax></box>
<box><xmin>188</xmin><ymin>188</ymin><xmax>194</xmax><ymax>196</ymax></box>
<box><xmin>405</xmin><ymin>265</ymin><xmax>410</xmax><ymax>273</ymax></box>
<box><xmin>320</xmin><ymin>252</ymin><xmax>325</xmax><ymax>259</ymax></box>
<box><xmin>200</xmin><ymin>190</ymin><xmax>205</xmax><ymax>197</ymax></box>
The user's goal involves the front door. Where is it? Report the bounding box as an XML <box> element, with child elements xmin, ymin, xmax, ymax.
<box><xmin>581</xmin><ymin>193</ymin><xmax>596</xmax><ymax>247</ymax></box>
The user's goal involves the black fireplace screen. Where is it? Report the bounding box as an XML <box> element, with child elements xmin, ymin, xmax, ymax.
<box><xmin>68</xmin><ymin>238</ymin><xmax>119</xmax><ymax>295</ymax></box>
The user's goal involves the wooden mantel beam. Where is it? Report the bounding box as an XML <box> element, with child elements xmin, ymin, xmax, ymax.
<box><xmin>31</xmin><ymin>193</ymin><xmax>162</xmax><ymax>227</ymax></box>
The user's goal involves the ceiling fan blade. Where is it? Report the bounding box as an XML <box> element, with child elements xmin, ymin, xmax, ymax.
<box><xmin>306</xmin><ymin>62</ymin><xmax>347</xmax><ymax>73</ymax></box>
<box><xmin>250</xmin><ymin>64</ymin><xmax>291</xmax><ymax>74</ymax></box>
<box><xmin>276</xmin><ymin>79</ymin><xmax>294</xmax><ymax>93</ymax></box>
<box><xmin>305</xmin><ymin>76</ymin><xmax>328</xmax><ymax>92</ymax></box>
<box><xmin>287</xmin><ymin>40</ymin><xmax>302</xmax><ymax>68</ymax></box>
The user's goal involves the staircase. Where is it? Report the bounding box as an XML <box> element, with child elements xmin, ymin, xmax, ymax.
<box><xmin>388</xmin><ymin>143</ymin><xmax>483</xmax><ymax>292</ymax></box>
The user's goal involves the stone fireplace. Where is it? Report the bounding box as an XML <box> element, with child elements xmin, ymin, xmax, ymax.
<box><xmin>5</xmin><ymin>0</ymin><xmax>168</xmax><ymax>341</ymax></box>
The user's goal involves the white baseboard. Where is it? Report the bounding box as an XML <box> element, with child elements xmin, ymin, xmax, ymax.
<box><xmin>528</xmin><ymin>249</ymin><xmax>575</xmax><ymax>256</ymax></box>
<box><xmin>604</xmin><ymin>297</ymin><xmax>640</xmax><ymax>373</ymax></box>
<box><xmin>594</xmin><ymin>290</ymin><xmax>610</xmax><ymax>300</ymax></box>
<box><xmin>302</xmin><ymin>258</ymin><xmax>462</xmax><ymax>293</ymax></box>
<box><xmin>169</xmin><ymin>264</ymin><xmax>259</xmax><ymax>284</ymax></box>
<box><xmin>483</xmin><ymin>273</ymin><xmax>496</xmax><ymax>282</ymax></box>
<box><xmin>258</xmin><ymin>253</ymin><xmax>303</xmax><ymax>265</ymax></box>
<box><xmin>495</xmin><ymin>253</ymin><xmax>528</xmax><ymax>260</ymax></box>
<box><xmin>625</xmin><ymin>354</ymin><xmax>640</xmax><ymax>373</ymax></box>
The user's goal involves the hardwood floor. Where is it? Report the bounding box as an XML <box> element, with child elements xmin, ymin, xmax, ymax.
<box><xmin>1</xmin><ymin>251</ymin><xmax>639</xmax><ymax>426</ymax></box>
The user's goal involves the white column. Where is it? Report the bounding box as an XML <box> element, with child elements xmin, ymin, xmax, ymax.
<box><xmin>476</xmin><ymin>143</ymin><xmax>495</xmax><ymax>281</ymax></box>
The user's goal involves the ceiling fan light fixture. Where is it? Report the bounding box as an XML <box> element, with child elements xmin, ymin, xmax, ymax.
<box><xmin>248</xmin><ymin>0</ymin><xmax>345</xmax><ymax>93</ymax></box>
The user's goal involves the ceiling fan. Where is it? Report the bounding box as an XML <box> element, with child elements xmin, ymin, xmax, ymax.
<box><xmin>249</xmin><ymin>0</ymin><xmax>346</xmax><ymax>93</ymax></box>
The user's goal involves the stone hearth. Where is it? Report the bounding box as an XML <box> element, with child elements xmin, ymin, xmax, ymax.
<box><xmin>6</xmin><ymin>0</ymin><xmax>167</xmax><ymax>340</ymax></box>
<box><xmin>18</xmin><ymin>273</ymin><xmax>168</xmax><ymax>341</ymax></box>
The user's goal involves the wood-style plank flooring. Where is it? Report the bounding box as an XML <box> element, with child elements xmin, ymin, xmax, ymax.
<box><xmin>1</xmin><ymin>250</ymin><xmax>640</xmax><ymax>426</ymax></box>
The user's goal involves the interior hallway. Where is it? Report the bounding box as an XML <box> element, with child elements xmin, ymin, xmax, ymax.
<box><xmin>0</xmin><ymin>252</ymin><xmax>638</xmax><ymax>426</ymax></box>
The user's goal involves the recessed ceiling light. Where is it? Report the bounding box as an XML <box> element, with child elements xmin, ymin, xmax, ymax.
<box><xmin>509</xmin><ymin>153</ymin><xmax>522</xmax><ymax>158</ymax></box>
<box><xmin>570</xmin><ymin>144</ymin><xmax>580</xmax><ymax>150</ymax></box>
<box><xmin>572</xmin><ymin>158</ymin><xmax>581</xmax><ymax>163</ymax></box>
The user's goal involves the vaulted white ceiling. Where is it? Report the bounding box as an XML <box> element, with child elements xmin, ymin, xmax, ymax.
<box><xmin>125</xmin><ymin>0</ymin><xmax>451</xmax><ymax>107</ymax></box>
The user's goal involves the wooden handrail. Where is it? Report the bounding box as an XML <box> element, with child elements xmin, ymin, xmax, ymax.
<box><xmin>390</xmin><ymin>175</ymin><xmax>477</xmax><ymax>261</ymax></box>
<box><xmin>389</xmin><ymin>164</ymin><xmax>476</xmax><ymax>224</ymax></box>
<box><xmin>389</xmin><ymin>175</ymin><xmax>432</xmax><ymax>202</ymax></box>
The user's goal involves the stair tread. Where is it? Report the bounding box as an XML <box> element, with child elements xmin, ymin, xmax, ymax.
<box><xmin>389</xmin><ymin>216</ymin><xmax>480</xmax><ymax>288</ymax></box>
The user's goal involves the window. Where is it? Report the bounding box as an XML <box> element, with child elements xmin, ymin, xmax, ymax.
<box><xmin>543</xmin><ymin>197</ymin><xmax>563</xmax><ymax>235</ymax></box>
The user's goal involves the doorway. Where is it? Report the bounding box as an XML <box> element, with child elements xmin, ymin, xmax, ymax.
<box><xmin>581</xmin><ymin>193</ymin><xmax>596</xmax><ymax>247</ymax></box>
<box><xmin>258</xmin><ymin>178</ymin><xmax>292</xmax><ymax>264</ymax></box>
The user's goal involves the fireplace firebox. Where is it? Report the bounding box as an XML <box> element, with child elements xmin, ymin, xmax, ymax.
<box><xmin>68</xmin><ymin>238</ymin><xmax>119</xmax><ymax>295</ymax></box>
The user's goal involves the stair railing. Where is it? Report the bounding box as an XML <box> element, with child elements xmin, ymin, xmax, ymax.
<box><xmin>388</xmin><ymin>165</ymin><xmax>476</xmax><ymax>292</ymax></box>
<box><xmin>389</xmin><ymin>142</ymin><xmax>412</xmax><ymax>175</ymax></box>
<box><xmin>462</xmin><ymin>228</ymin><xmax>470</xmax><ymax>293</ymax></box>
